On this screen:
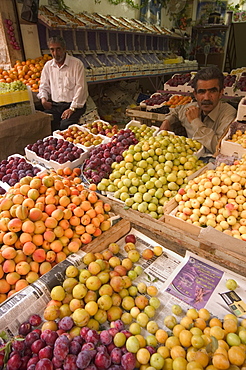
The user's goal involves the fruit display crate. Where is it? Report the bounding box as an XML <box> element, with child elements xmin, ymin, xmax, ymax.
<box><xmin>126</xmin><ymin>106</ymin><xmax>169</xmax><ymax>124</ymax></box>
<box><xmin>102</xmin><ymin>195</ymin><xmax>246</xmax><ymax>277</ymax></box>
<box><xmin>53</xmin><ymin>124</ymin><xmax>110</xmax><ymax>152</ymax></box>
<box><xmin>25</xmin><ymin>137</ymin><xmax>89</xmax><ymax>170</ymax></box>
<box><xmin>125</xmin><ymin>119</ymin><xmax>159</xmax><ymax>135</ymax></box>
<box><xmin>220</xmin><ymin>120</ymin><xmax>246</xmax><ymax>158</ymax></box>
<box><xmin>236</xmin><ymin>96</ymin><xmax>246</xmax><ymax>121</ymax></box>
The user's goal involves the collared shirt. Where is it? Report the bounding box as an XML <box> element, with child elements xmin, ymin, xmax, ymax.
<box><xmin>164</xmin><ymin>100</ymin><xmax>237</xmax><ymax>154</ymax></box>
<box><xmin>37</xmin><ymin>54</ymin><xmax>88</xmax><ymax>109</ymax></box>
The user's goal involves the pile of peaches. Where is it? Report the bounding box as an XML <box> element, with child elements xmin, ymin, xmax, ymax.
<box><xmin>0</xmin><ymin>168</ymin><xmax>112</xmax><ymax>303</ymax></box>
<box><xmin>0</xmin><ymin>54</ymin><xmax>51</xmax><ymax>92</ymax></box>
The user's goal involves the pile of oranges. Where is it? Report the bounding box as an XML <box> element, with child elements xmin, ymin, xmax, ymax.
<box><xmin>0</xmin><ymin>54</ymin><xmax>51</xmax><ymax>92</ymax></box>
<box><xmin>164</xmin><ymin>95</ymin><xmax>192</xmax><ymax>108</ymax></box>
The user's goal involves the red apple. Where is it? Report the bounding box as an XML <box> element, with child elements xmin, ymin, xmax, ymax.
<box><xmin>125</xmin><ymin>234</ymin><xmax>136</xmax><ymax>244</ymax></box>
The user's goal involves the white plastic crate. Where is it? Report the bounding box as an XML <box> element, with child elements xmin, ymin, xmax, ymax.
<box><xmin>53</xmin><ymin>124</ymin><xmax>109</xmax><ymax>152</ymax></box>
<box><xmin>236</xmin><ymin>96</ymin><xmax>246</xmax><ymax>121</ymax></box>
<box><xmin>25</xmin><ymin>137</ymin><xmax>88</xmax><ymax>170</ymax></box>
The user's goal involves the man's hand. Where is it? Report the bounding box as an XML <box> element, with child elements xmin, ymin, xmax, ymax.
<box><xmin>41</xmin><ymin>98</ymin><xmax>52</xmax><ymax>110</ymax></box>
<box><xmin>159</xmin><ymin>119</ymin><xmax>171</xmax><ymax>131</ymax></box>
<box><xmin>185</xmin><ymin>106</ymin><xmax>200</xmax><ymax>123</ymax></box>
<box><xmin>61</xmin><ymin>108</ymin><xmax>74</xmax><ymax>120</ymax></box>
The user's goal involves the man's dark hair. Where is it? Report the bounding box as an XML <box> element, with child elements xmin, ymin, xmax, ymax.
<box><xmin>47</xmin><ymin>36</ymin><xmax>66</xmax><ymax>49</ymax></box>
<box><xmin>193</xmin><ymin>66</ymin><xmax>224</xmax><ymax>92</ymax></box>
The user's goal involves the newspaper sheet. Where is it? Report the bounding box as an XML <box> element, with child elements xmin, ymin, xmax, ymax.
<box><xmin>1</xmin><ymin>226</ymin><xmax>246</xmax><ymax>339</ymax></box>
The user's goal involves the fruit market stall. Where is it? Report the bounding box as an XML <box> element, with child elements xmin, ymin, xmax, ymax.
<box><xmin>1</xmin><ymin>221</ymin><xmax>246</xmax><ymax>370</ymax></box>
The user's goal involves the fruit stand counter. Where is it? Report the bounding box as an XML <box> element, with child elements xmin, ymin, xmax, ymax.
<box><xmin>0</xmin><ymin>111</ymin><xmax>52</xmax><ymax>161</ymax></box>
<box><xmin>102</xmin><ymin>195</ymin><xmax>246</xmax><ymax>278</ymax></box>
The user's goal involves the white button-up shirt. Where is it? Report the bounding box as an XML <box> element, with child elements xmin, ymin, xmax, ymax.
<box><xmin>37</xmin><ymin>54</ymin><xmax>88</xmax><ymax>109</ymax></box>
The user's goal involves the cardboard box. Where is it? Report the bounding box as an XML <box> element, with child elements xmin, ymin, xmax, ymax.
<box><xmin>220</xmin><ymin>121</ymin><xmax>246</xmax><ymax>158</ymax></box>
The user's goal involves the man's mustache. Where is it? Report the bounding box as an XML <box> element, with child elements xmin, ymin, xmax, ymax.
<box><xmin>201</xmin><ymin>100</ymin><xmax>213</xmax><ymax>105</ymax></box>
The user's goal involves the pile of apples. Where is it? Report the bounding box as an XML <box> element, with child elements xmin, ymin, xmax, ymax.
<box><xmin>0</xmin><ymin>172</ymin><xmax>112</xmax><ymax>303</ymax></box>
<box><xmin>143</xmin><ymin>93</ymin><xmax>172</xmax><ymax>107</ymax></box>
<box><xmin>97</xmin><ymin>131</ymin><xmax>204</xmax><ymax>219</ymax></box>
<box><xmin>174</xmin><ymin>156</ymin><xmax>246</xmax><ymax>240</ymax></box>
<box><xmin>0</xmin><ymin>55</ymin><xmax>51</xmax><ymax>92</ymax></box>
<box><xmin>85</xmin><ymin>120</ymin><xmax>119</xmax><ymax>137</ymax></box>
<box><xmin>56</xmin><ymin>125</ymin><xmax>104</xmax><ymax>148</ymax></box>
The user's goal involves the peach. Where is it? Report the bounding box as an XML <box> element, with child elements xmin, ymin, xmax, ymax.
<box><xmin>68</xmin><ymin>241</ymin><xmax>80</xmax><ymax>253</ymax></box>
<box><xmin>51</xmin><ymin>209</ymin><xmax>64</xmax><ymax>221</ymax></box>
<box><xmin>45</xmin><ymin>217</ymin><xmax>58</xmax><ymax>229</ymax></box>
<box><xmin>30</xmin><ymin>261</ymin><xmax>39</xmax><ymax>273</ymax></box>
<box><xmin>32</xmin><ymin>248</ymin><xmax>46</xmax><ymax>263</ymax></box>
<box><xmin>73</xmin><ymin>207</ymin><xmax>84</xmax><ymax>218</ymax></box>
<box><xmin>22</xmin><ymin>220</ymin><xmax>35</xmax><ymax>233</ymax></box>
<box><xmin>55</xmin><ymin>251</ymin><xmax>66</xmax><ymax>263</ymax></box>
<box><xmin>3</xmin><ymin>259</ymin><xmax>16</xmax><ymax>273</ymax></box>
<box><xmin>34</xmin><ymin>220</ymin><xmax>46</xmax><ymax>234</ymax></box>
<box><xmin>43</xmin><ymin>230</ymin><xmax>56</xmax><ymax>243</ymax></box>
<box><xmin>46</xmin><ymin>187</ymin><xmax>57</xmax><ymax>197</ymax></box>
<box><xmin>14</xmin><ymin>250</ymin><xmax>26</xmax><ymax>263</ymax></box>
<box><xmin>3</xmin><ymin>231</ymin><xmax>18</xmax><ymax>246</ymax></box>
<box><xmin>54</xmin><ymin>226</ymin><xmax>64</xmax><ymax>238</ymax></box>
<box><xmin>45</xmin><ymin>194</ymin><xmax>56</xmax><ymax>205</ymax></box>
<box><xmin>45</xmin><ymin>204</ymin><xmax>56</xmax><ymax>215</ymax></box>
<box><xmin>32</xmin><ymin>234</ymin><xmax>43</xmax><ymax>246</ymax></box>
<box><xmin>114</xmin><ymin>265</ymin><xmax>127</xmax><ymax>276</ymax></box>
<box><xmin>0</xmin><ymin>217</ymin><xmax>10</xmax><ymax>232</ymax></box>
<box><xmin>0</xmin><ymin>198</ymin><xmax>14</xmax><ymax>211</ymax></box>
<box><xmin>26</xmin><ymin>271</ymin><xmax>39</xmax><ymax>283</ymax></box>
<box><xmin>15</xmin><ymin>205</ymin><xmax>28</xmax><ymax>220</ymax></box>
<box><xmin>0</xmin><ymin>279</ymin><xmax>11</xmax><ymax>293</ymax></box>
<box><xmin>69</xmin><ymin>215</ymin><xmax>80</xmax><ymax>227</ymax></box>
<box><xmin>36</xmin><ymin>196</ymin><xmax>45</xmax><ymax>204</ymax></box>
<box><xmin>39</xmin><ymin>261</ymin><xmax>52</xmax><ymax>275</ymax></box>
<box><xmin>27</xmin><ymin>188</ymin><xmax>39</xmax><ymax>201</ymax></box>
<box><xmin>39</xmin><ymin>184</ymin><xmax>48</xmax><ymax>194</ymax></box>
<box><xmin>14</xmin><ymin>239</ymin><xmax>23</xmax><ymax>251</ymax></box>
<box><xmin>135</xmin><ymin>295</ymin><xmax>149</xmax><ymax>309</ymax></box>
<box><xmin>19</xmin><ymin>232</ymin><xmax>32</xmax><ymax>244</ymax></box>
<box><xmin>81</xmin><ymin>201</ymin><xmax>92</xmax><ymax>212</ymax></box>
<box><xmin>59</xmin><ymin>235</ymin><xmax>69</xmax><ymax>246</ymax></box>
<box><xmin>63</xmin><ymin>209</ymin><xmax>72</xmax><ymax>220</ymax></box>
<box><xmin>58</xmin><ymin>189</ymin><xmax>68</xmax><ymax>197</ymax></box>
<box><xmin>42</xmin><ymin>176</ymin><xmax>54</xmax><ymax>188</ymax></box>
<box><xmin>107</xmin><ymin>306</ymin><xmax>122</xmax><ymax>322</ymax></box>
<box><xmin>94</xmin><ymin>205</ymin><xmax>104</xmax><ymax>215</ymax></box>
<box><xmin>12</xmin><ymin>194</ymin><xmax>24</xmax><ymax>205</ymax></box>
<box><xmin>72</xmin><ymin>237</ymin><xmax>82</xmax><ymax>248</ymax></box>
<box><xmin>19</xmin><ymin>184</ymin><xmax>31</xmax><ymax>196</ymax></box>
<box><xmin>23</xmin><ymin>241</ymin><xmax>36</xmax><ymax>256</ymax></box>
<box><xmin>50</xmin><ymin>240</ymin><xmax>63</xmax><ymax>253</ymax></box>
<box><xmin>86</xmin><ymin>209</ymin><xmax>97</xmax><ymax>219</ymax></box>
<box><xmin>97</xmin><ymin>214</ymin><xmax>105</xmax><ymax>223</ymax></box>
<box><xmin>64</xmin><ymin>228</ymin><xmax>74</xmax><ymax>239</ymax></box>
<box><xmin>15</xmin><ymin>279</ymin><xmax>29</xmax><ymax>291</ymax></box>
<box><xmin>42</xmin><ymin>240</ymin><xmax>50</xmax><ymax>251</ymax></box>
<box><xmin>35</xmin><ymin>202</ymin><xmax>45</xmax><ymax>211</ymax></box>
<box><xmin>0</xmin><ymin>294</ymin><xmax>7</xmax><ymax>303</ymax></box>
<box><xmin>109</xmin><ymin>256</ymin><xmax>121</xmax><ymax>268</ymax></box>
<box><xmin>30</xmin><ymin>178</ymin><xmax>42</xmax><ymax>189</ymax></box>
<box><xmin>41</xmin><ymin>212</ymin><xmax>49</xmax><ymax>222</ymax></box>
<box><xmin>93</xmin><ymin>228</ymin><xmax>102</xmax><ymax>237</ymax></box>
<box><xmin>91</xmin><ymin>217</ymin><xmax>101</xmax><ymax>228</ymax></box>
<box><xmin>67</xmin><ymin>203</ymin><xmax>76</xmax><ymax>211</ymax></box>
<box><xmin>22</xmin><ymin>198</ymin><xmax>35</xmax><ymax>209</ymax></box>
<box><xmin>29</xmin><ymin>208</ymin><xmax>43</xmax><ymax>221</ymax></box>
<box><xmin>0</xmin><ymin>265</ymin><xmax>3</xmax><ymax>279</ymax></box>
<box><xmin>54</xmin><ymin>179</ymin><xmax>64</xmax><ymax>191</ymax></box>
<box><xmin>81</xmin><ymin>215</ymin><xmax>91</xmax><ymax>226</ymax></box>
<box><xmin>7</xmin><ymin>218</ymin><xmax>22</xmax><ymax>233</ymax></box>
<box><xmin>46</xmin><ymin>250</ymin><xmax>56</xmax><ymax>262</ymax></box>
<box><xmin>122</xmin><ymin>276</ymin><xmax>132</xmax><ymax>288</ymax></box>
<box><xmin>88</xmin><ymin>192</ymin><xmax>98</xmax><ymax>204</ymax></box>
<box><xmin>72</xmin><ymin>225</ymin><xmax>84</xmax><ymax>236</ymax></box>
<box><xmin>10</xmin><ymin>204</ymin><xmax>19</xmax><ymax>218</ymax></box>
<box><xmin>59</xmin><ymin>219</ymin><xmax>70</xmax><ymax>230</ymax></box>
<box><xmin>16</xmin><ymin>261</ymin><xmax>31</xmax><ymax>275</ymax></box>
<box><xmin>71</xmin><ymin>196</ymin><xmax>81</xmax><ymax>206</ymax></box>
<box><xmin>0</xmin><ymin>210</ymin><xmax>10</xmax><ymax>218</ymax></box>
<box><xmin>59</xmin><ymin>196</ymin><xmax>70</xmax><ymax>207</ymax></box>
<box><xmin>2</xmin><ymin>246</ymin><xmax>17</xmax><ymax>259</ymax></box>
<box><xmin>104</xmin><ymin>203</ymin><xmax>111</xmax><ymax>212</ymax></box>
<box><xmin>100</xmin><ymin>220</ymin><xmax>111</xmax><ymax>231</ymax></box>
<box><xmin>102</xmin><ymin>250</ymin><xmax>113</xmax><ymax>261</ymax></box>
<box><xmin>6</xmin><ymin>271</ymin><xmax>20</xmax><ymax>285</ymax></box>
<box><xmin>80</xmin><ymin>233</ymin><xmax>92</xmax><ymax>244</ymax></box>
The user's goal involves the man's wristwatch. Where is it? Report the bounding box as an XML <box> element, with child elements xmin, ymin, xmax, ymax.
<box><xmin>70</xmin><ymin>107</ymin><xmax>76</xmax><ymax>112</ymax></box>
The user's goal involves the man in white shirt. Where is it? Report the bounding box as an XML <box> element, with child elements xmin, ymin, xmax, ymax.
<box><xmin>38</xmin><ymin>36</ymin><xmax>88</xmax><ymax>132</ymax></box>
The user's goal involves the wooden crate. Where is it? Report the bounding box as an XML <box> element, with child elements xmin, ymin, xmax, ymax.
<box><xmin>102</xmin><ymin>195</ymin><xmax>246</xmax><ymax>277</ymax></box>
